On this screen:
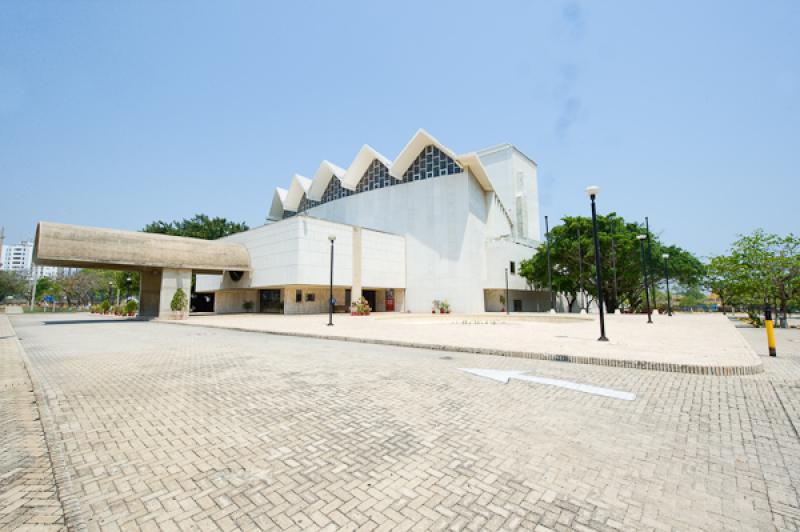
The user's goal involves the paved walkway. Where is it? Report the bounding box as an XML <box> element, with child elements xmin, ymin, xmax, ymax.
<box><xmin>0</xmin><ymin>315</ymin><xmax>65</xmax><ymax>530</ymax></box>
<box><xmin>167</xmin><ymin>312</ymin><xmax>762</xmax><ymax>374</ymax></box>
<box><xmin>6</xmin><ymin>313</ymin><xmax>800</xmax><ymax>530</ymax></box>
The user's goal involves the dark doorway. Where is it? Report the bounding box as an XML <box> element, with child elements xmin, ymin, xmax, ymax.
<box><xmin>363</xmin><ymin>290</ymin><xmax>377</xmax><ymax>312</ymax></box>
<box><xmin>345</xmin><ymin>289</ymin><xmax>351</xmax><ymax>309</ymax></box>
<box><xmin>259</xmin><ymin>289</ymin><xmax>283</xmax><ymax>313</ymax></box>
<box><xmin>191</xmin><ymin>292</ymin><xmax>215</xmax><ymax>312</ymax></box>
<box><xmin>513</xmin><ymin>299</ymin><xmax>523</xmax><ymax>312</ymax></box>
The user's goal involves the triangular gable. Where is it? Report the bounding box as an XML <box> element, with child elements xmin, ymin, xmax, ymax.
<box><xmin>283</xmin><ymin>174</ymin><xmax>313</xmax><ymax>211</ymax></box>
<box><xmin>342</xmin><ymin>145</ymin><xmax>393</xmax><ymax>189</ymax></box>
<box><xmin>389</xmin><ymin>129</ymin><xmax>461</xmax><ymax>180</ymax></box>
<box><xmin>401</xmin><ymin>144</ymin><xmax>462</xmax><ymax>183</ymax></box>
<box><xmin>308</xmin><ymin>160</ymin><xmax>347</xmax><ymax>201</ymax></box>
<box><xmin>355</xmin><ymin>158</ymin><xmax>394</xmax><ymax>193</ymax></box>
<box><xmin>267</xmin><ymin>187</ymin><xmax>288</xmax><ymax>221</ymax></box>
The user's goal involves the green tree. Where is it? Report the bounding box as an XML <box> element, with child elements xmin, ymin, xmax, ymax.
<box><xmin>0</xmin><ymin>271</ymin><xmax>28</xmax><ymax>302</ymax></box>
<box><xmin>519</xmin><ymin>214</ymin><xmax>704</xmax><ymax>313</ymax></box>
<box><xmin>710</xmin><ymin>230</ymin><xmax>799</xmax><ymax>325</ymax></box>
<box><xmin>143</xmin><ymin>214</ymin><xmax>248</xmax><ymax>240</ymax></box>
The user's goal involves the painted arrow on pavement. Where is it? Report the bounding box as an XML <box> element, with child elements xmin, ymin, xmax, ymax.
<box><xmin>458</xmin><ymin>368</ymin><xmax>636</xmax><ymax>401</ymax></box>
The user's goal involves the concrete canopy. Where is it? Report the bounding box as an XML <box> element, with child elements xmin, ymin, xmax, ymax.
<box><xmin>33</xmin><ymin>221</ymin><xmax>251</xmax><ymax>274</ymax></box>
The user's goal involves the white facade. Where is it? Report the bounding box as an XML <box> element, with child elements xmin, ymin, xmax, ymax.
<box><xmin>1</xmin><ymin>240</ymin><xmax>75</xmax><ymax>280</ymax></box>
<box><xmin>197</xmin><ymin>129</ymin><xmax>550</xmax><ymax>314</ymax></box>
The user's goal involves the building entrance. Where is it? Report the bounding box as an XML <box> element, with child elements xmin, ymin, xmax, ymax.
<box><xmin>259</xmin><ymin>289</ymin><xmax>283</xmax><ymax>313</ymax></box>
<box><xmin>363</xmin><ymin>290</ymin><xmax>377</xmax><ymax>312</ymax></box>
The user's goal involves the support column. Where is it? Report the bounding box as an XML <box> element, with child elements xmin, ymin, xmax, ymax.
<box><xmin>139</xmin><ymin>269</ymin><xmax>163</xmax><ymax>318</ymax></box>
<box><xmin>158</xmin><ymin>268</ymin><xmax>193</xmax><ymax>319</ymax></box>
<box><xmin>351</xmin><ymin>227</ymin><xmax>362</xmax><ymax>304</ymax></box>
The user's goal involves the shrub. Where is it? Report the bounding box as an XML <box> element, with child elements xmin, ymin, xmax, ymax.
<box><xmin>170</xmin><ymin>288</ymin><xmax>188</xmax><ymax>312</ymax></box>
<box><xmin>125</xmin><ymin>299</ymin><xmax>138</xmax><ymax>314</ymax></box>
<box><xmin>350</xmin><ymin>296</ymin><xmax>371</xmax><ymax>315</ymax></box>
<box><xmin>243</xmin><ymin>300</ymin><xmax>254</xmax><ymax>312</ymax></box>
<box><xmin>101</xmin><ymin>300</ymin><xmax>111</xmax><ymax>313</ymax></box>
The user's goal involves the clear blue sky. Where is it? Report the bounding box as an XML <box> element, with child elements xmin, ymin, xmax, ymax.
<box><xmin>1</xmin><ymin>1</ymin><xmax>798</xmax><ymax>258</ymax></box>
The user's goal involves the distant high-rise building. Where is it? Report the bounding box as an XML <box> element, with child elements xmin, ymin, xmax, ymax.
<box><xmin>1</xmin><ymin>239</ymin><xmax>77</xmax><ymax>280</ymax></box>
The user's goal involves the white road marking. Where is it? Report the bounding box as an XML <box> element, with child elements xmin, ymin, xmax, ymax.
<box><xmin>458</xmin><ymin>368</ymin><xmax>636</xmax><ymax>401</ymax></box>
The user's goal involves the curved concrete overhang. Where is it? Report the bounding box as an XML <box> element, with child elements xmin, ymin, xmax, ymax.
<box><xmin>34</xmin><ymin>221</ymin><xmax>251</xmax><ymax>274</ymax></box>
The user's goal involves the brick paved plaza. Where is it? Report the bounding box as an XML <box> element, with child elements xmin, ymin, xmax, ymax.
<box><xmin>2</xmin><ymin>313</ymin><xmax>800</xmax><ymax>531</ymax></box>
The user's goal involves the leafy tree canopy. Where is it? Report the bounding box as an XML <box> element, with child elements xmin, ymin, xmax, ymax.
<box><xmin>706</xmin><ymin>229</ymin><xmax>799</xmax><ymax>318</ymax></box>
<box><xmin>519</xmin><ymin>214</ymin><xmax>704</xmax><ymax>312</ymax></box>
<box><xmin>0</xmin><ymin>270</ymin><xmax>29</xmax><ymax>301</ymax></box>
<box><xmin>143</xmin><ymin>214</ymin><xmax>249</xmax><ymax>240</ymax></box>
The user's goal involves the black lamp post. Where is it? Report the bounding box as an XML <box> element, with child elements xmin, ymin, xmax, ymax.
<box><xmin>662</xmin><ymin>253</ymin><xmax>672</xmax><ymax>316</ymax></box>
<box><xmin>126</xmin><ymin>276</ymin><xmax>132</xmax><ymax>301</ymax></box>
<box><xmin>107</xmin><ymin>281</ymin><xmax>113</xmax><ymax>304</ymax></box>
<box><xmin>505</xmin><ymin>267</ymin><xmax>510</xmax><ymax>315</ymax></box>
<box><xmin>637</xmin><ymin>234</ymin><xmax>653</xmax><ymax>324</ymax></box>
<box><xmin>609</xmin><ymin>214</ymin><xmax>619</xmax><ymax>312</ymax></box>
<box><xmin>545</xmin><ymin>215</ymin><xmax>555</xmax><ymax>312</ymax></box>
<box><xmin>328</xmin><ymin>235</ymin><xmax>336</xmax><ymax>326</ymax></box>
<box><xmin>586</xmin><ymin>186</ymin><xmax>608</xmax><ymax>341</ymax></box>
<box><xmin>576</xmin><ymin>225</ymin><xmax>584</xmax><ymax>313</ymax></box>
<box><xmin>645</xmin><ymin>217</ymin><xmax>657</xmax><ymax>311</ymax></box>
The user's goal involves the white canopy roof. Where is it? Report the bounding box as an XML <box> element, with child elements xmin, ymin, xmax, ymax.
<box><xmin>342</xmin><ymin>145</ymin><xmax>394</xmax><ymax>189</ymax></box>
<box><xmin>389</xmin><ymin>128</ymin><xmax>461</xmax><ymax>181</ymax></box>
<box><xmin>267</xmin><ymin>187</ymin><xmax>288</xmax><ymax>221</ymax></box>
<box><xmin>269</xmin><ymin>129</ymin><xmax>505</xmax><ymax>216</ymax></box>
<box><xmin>308</xmin><ymin>160</ymin><xmax>347</xmax><ymax>201</ymax></box>
<box><xmin>283</xmin><ymin>174</ymin><xmax>313</xmax><ymax>212</ymax></box>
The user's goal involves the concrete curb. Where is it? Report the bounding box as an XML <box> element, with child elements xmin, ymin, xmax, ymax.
<box><xmin>161</xmin><ymin>320</ymin><xmax>764</xmax><ymax>376</ymax></box>
<box><xmin>3</xmin><ymin>316</ymin><xmax>85</xmax><ymax>531</ymax></box>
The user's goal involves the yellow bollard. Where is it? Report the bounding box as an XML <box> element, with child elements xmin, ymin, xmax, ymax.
<box><xmin>765</xmin><ymin>307</ymin><xmax>777</xmax><ymax>357</ymax></box>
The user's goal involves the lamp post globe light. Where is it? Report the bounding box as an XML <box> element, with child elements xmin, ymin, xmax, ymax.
<box><xmin>637</xmin><ymin>235</ymin><xmax>653</xmax><ymax>324</ymax></box>
<box><xmin>585</xmin><ymin>186</ymin><xmax>608</xmax><ymax>342</ymax></box>
<box><xmin>662</xmin><ymin>253</ymin><xmax>673</xmax><ymax>317</ymax></box>
<box><xmin>107</xmin><ymin>281</ymin><xmax>113</xmax><ymax>305</ymax></box>
<box><xmin>328</xmin><ymin>235</ymin><xmax>336</xmax><ymax>326</ymax></box>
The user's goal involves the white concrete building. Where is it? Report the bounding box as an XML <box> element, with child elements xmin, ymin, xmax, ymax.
<box><xmin>196</xmin><ymin>129</ymin><xmax>550</xmax><ymax>314</ymax></box>
<box><xmin>1</xmin><ymin>239</ymin><xmax>75</xmax><ymax>280</ymax></box>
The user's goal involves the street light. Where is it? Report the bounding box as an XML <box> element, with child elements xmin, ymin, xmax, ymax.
<box><xmin>545</xmin><ymin>215</ymin><xmax>555</xmax><ymax>313</ymax></box>
<box><xmin>576</xmin><ymin>225</ymin><xmax>585</xmax><ymax>313</ymax></box>
<box><xmin>608</xmin><ymin>214</ymin><xmax>619</xmax><ymax>313</ymax></box>
<box><xmin>645</xmin><ymin>217</ymin><xmax>657</xmax><ymax>311</ymax></box>
<box><xmin>585</xmin><ymin>186</ymin><xmax>608</xmax><ymax>341</ymax></box>
<box><xmin>328</xmin><ymin>235</ymin><xmax>336</xmax><ymax>326</ymax></box>
<box><xmin>637</xmin><ymin>235</ymin><xmax>653</xmax><ymax>324</ymax></box>
<box><xmin>126</xmin><ymin>276</ymin><xmax>132</xmax><ymax>301</ymax></box>
<box><xmin>662</xmin><ymin>253</ymin><xmax>672</xmax><ymax>317</ymax></box>
<box><xmin>107</xmin><ymin>281</ymin><xmax>113</xmax><ymax>305</ymax></box>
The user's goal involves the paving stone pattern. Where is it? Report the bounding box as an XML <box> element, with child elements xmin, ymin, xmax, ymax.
<box><xmin>7</xmin><ymin>314</ymin><xmax>800</xmax><ymax>531</ymax></box>
<box><xmin>0</xmin><ymin>316</ymin><xmax>65</xmax><ymax>530</ymax></box>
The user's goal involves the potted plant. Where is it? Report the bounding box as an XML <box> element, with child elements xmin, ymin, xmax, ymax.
<box><xmin>439</xmin><ymin>300</ymin><xmax>451</xmax><ymax>314</ymax></box>
<box><xmin>125</xmin><ymin>299</ymin><xmax>138</xmax><ymax>317</ymax></box>
<box><xmin>170</xmin><ymin>288</ymin><xmax>189</xmax><ymax>319</ymax></box>
<box><xmin>101</xmin><ymin>300</ymin><xmax>111</xmax><ymax>315</ymax></box>
<box><xmin>243</xmin><ymin>300</ymin><xmax>254</xmax><ymax>313</ymax></box>
<box><xmin>499</xmin><ymin>294</ymin><xmax>506</xmax><ymax>313</ymax></box>
<box><xmin>350</xmin><ymin>296</ymin><xmax>371</xmax><ymax>316</ymax></box>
